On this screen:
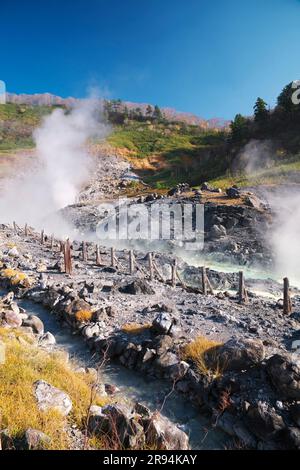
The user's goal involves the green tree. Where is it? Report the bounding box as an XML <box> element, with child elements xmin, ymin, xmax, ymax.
<box><xmin>230</xmin><ymin>114</ymin><xmax>250</xmax><ymax>142</ymax></box>
<box><xmin>153</xmin><ymin>105</ymin><xmax>163</xmax><ymax>121</ymax></box>
<box><xmin>254</xmin><ymin>97</ymin><xmax>269</xmax><ymax>124</ymax></box>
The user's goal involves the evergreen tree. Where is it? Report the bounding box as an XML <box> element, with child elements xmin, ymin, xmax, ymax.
<box><xmin>254</xmin><ymin>97</ymin><xmax>269</xmax><ymax>124</ymax></box>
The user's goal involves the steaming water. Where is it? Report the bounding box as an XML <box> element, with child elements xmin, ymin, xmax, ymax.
<box><xmin>15</xmin><ymin>297</ymin><xmax>227</xmax><ymax>450</ymax></box>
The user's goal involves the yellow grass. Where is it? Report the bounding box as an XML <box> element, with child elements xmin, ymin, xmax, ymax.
<box><xmin>0</xmin><ymin>328</ymin><xmax>108</xmax><ymax>449</ymax></box>
<box><xmin>1</xmin><ymin>268</ymin><xmax>31</xmax><ymax>287</ymax></box>
<box><xmin>182</xmin><ymin>335</ymin><xmax>223</xmax><ymax>379</ymax></box>
<box><xmin>75</xmin><ymin>310</ymin><xmax>93</xmax><ymax>323</ymax></box>
<box><xmin>121</xmin><ymin>323</ymin><xmax>152</xmax><ymax>335</ymax></box>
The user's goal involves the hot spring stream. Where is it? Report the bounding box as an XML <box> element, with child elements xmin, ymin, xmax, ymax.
<box><xmin>12</xmin><ymin>296</ymin><xmax>227</xmax><ymax>450</ymax></box>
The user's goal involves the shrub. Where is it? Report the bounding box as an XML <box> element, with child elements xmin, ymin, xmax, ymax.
<box><xmin>75</xmin><ymin>310</ymin><xmax>93</xmax><ymax>323</ymax></box>
<box><xmin>121</xmin><ymin>323</ymin><xmax>152</xmax><ymax>335</ymax></box>
<box><xmin>1</xmin><ymin>268</ymin><xmax>31</xmax><ymax>287</ymax></box>
<box><xmin>181</xmin><ymin>335</ymin><xmax>223</xmax><ymax>378</ymax></box>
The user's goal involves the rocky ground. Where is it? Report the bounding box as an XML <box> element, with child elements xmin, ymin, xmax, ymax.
<box><xmin>1</xmin><ymin>220</ymin><xmax>300</xmax><ymax>449</ymax></box>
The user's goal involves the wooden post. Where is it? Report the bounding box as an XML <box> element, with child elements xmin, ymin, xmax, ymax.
<box><xmin>201</xmin><ymin>266</ymin><xmax>207</xmax><ymax>295</ymax></box>
<box><xmin>171</xmin><ymin>259</ymin><xmax>177</xmax><ymax>287</ymax></box>
<box><xmin>148</xmin><ymin>252</ymin><xmax>154</xmax><ymax>281</ymax></box>
<box><xmin>110</xmin><ymin>247</ymin><xmax>115</xmax><ymax>267</ymax></box>
<box><xmin>283</xmin><ymin>277</ymin><xmax>292</xmax><ymax>315</ymax></box>
<box><xmin>50</xmin><ymin>234</ymin><xmax>54</xmax><ymax>249</ymax></box>
<box><xmin>129</xmin><ymin>250</ymin><xmax>134</xmax><ymax>274</ymax></box>
<box><xmin>24</xmin><ymin>223</ymin><xmax>28</xmax><ymax>237</ymax></box>
<box><xmin>41</xmin><ymin>229</ymin><xmax>45</xmax><ymax>245</ymax></box>
<box><xmin>64</xmin><ymin>238</ymin><xmax>72</xmax><ymax>275</ymax></box>
<box><xmin>13</xmin><ymin>221</ymin><xmax>17</xmax><ymax>234</ymax></box>
<box><xmin>238</xmin><ymin>271</ymin><xmax>248</xmax><ymax>304</ymax></box>
<box><xmin>82</xmin><ymin>241</ymin><xmax>88</xmax><ymax>262</ymax></box>
<box><xmin>96</xmin><ymin>245</ymin><xmax>101</xmax><ymax>266</ymax></box>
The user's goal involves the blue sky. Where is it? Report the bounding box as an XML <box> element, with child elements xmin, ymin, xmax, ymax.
<box><xmin>0</xmin><ymin>0</ymin><xmax>300</xmax><ymax>119</ymax></box>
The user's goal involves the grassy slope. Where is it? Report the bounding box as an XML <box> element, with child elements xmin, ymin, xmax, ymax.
<box><xmin>0</xmin><ymin>103</ymin><xmax>59</xmax><ymax>151</ymax></box>
<box><xmin>2</xmin><ymin>102</ymin><xmax>300</xmax><ymax>190</ymax></box>
<box><xmin>0</xmin><ymin>327</ymin><xmax>108</xmax><ymax>449</ymax></box>
<box><xmin>107</xmin><ymin>121</ymin><xmax>228</xmax><ymax>188</ymax></box>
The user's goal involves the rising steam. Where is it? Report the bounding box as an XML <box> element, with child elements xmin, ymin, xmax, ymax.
<box><xmin>0</xmin><ymin>99</ymin><xmax>109</xmax><ymax>235</ymax></box>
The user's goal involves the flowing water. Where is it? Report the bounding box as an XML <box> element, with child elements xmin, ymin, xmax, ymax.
<box><xmin>15</xmin><ymin>296</ymin><xmax>227</xmax><ymax>450</ymax></box>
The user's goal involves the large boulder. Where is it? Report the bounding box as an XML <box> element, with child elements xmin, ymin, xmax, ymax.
<box><xmin>152</xmin><ymin>312</ymin><xmax>178</xmax><ymax>336</ymax></box>
<box><xmin>245</xmin><ymin>402</ymin><xmax>285</xmax><ymax>441</ymax></box>
<box><xmin>266</xmin><ymin>354</ymin><xmax>300</xmax><ymax>400</ymax></box>
<box><xmin>88</xmin><ymin>404</ymin><xmax>145</xmax><ymax>449</ymax></box>
<box><xmin>3</xmin><ymin>310</ymin><xmax>22</xmax><ymax>328</ymax></box>
<box><xmin>34</xmin><ymin>380</ymin><xmax>72</xmax><ymax>416</ymax></box>
<box><xmin>216</xmin><ymin>338</ymin><xmax>265</xmax><ymax>371</ymax></box>
<box><xmin>23</xmin><ymin>315</ymin><xmax>44</xmax><ymax>335</ymax></box>
<box><xmin>143</xmin><ymin>413</ymin><xmax>190</xmax><ymax>450</ymax></box>
<box><xmin>119</xmin><ymin>280</ymin><xmax>155</xmax><ymax>295</ymax></box>
<box><xmin>24</xmin><ymin>428</ymin><xmax>51</xmax><ymax>450</ymax></box>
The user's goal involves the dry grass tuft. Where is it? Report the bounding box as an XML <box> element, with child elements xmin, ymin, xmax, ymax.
<box><xmin>0</xmin><ymin>328</ymin><xmax>108</xmax><ymax>449</ymax></box>
<box><xmin>75</xmin><ymin>310</ymin><xmax>93</xmax><ymax>323</ymax></box>
<box><xmin>121</xmin><ymin>323</ymin><xmax>152</xmax><ymax>335</ymax></box>
<box><xmin>1</xmin><ymin>268</ymin><xmax>31</xmax><ymax>287</ymax></box>
<box><xmin>181</xmin><ymin>335</ymin><xmax>223</xmax><ymax>378</ymax></box>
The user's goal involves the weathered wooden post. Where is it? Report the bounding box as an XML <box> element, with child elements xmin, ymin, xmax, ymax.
<box><xmin>238</xmin><ymin>271</ymin><xmax>248</xmax><ymax>304</ymax></box>
<box><xmin>110</xmin><ymin>247</ymin><xmax>115</xmax><ymax>267</ymax></box>
<box><xmin>13</xmin><ymin>221</ymin><xmax>17</xmax><ymax>234</ymax></box>
<box><xmin>50</xmin><ymin>234</ymin><xmax>54</xmax><ymax>249</ymax></box>
<box><xmin>96</xmin><ymin>245</ymin><xmax>101</xmax><ymax>266</ymax></box>
<box><xmin>64</xmin><ymin>238</ymin><xmax>72</xmax><ymax>275</ymax></box>
<box><xmin>283</xmin><ymin>277</ymin><xmax>292</xmax><ymax>315</ymax></box>
<box><xmin>201</xmin><ymin>266</ymin><xmax>207</xmax><ymax>295</ymax></box>
<box><xmin>171</xmin><ymin>259</ymin><xmax>177</xmax><ymax>287</ymax></box>
<box><xmin>24</xmin><ymin>223</ymin><xmax>28</xmax><ymax>237</ymax></box>
<box><xmin>82</xmin><ymin>241</ymin><xmax>88</xmax><ymax>262</ymax></box>
<box><xmin>148</xmin><ymin>252</ymin><xmax>154</xmax><ymax>281</ymax></box>
<box><xmin>129</xmin><ymin>249</ymin><xmax>134</xmax><ymax>274</ymax></box>
<box><xmin>41</xmin><ymin>229</ymin><xmax>45</xmax><ymax>245</ymax></box>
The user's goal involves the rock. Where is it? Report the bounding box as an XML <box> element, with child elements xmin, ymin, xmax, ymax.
<box><xmin>83</xmin><ymin>323</ymin><xmax>100</xmax><ymax>339</ymax></box>
<box><xmin>24</xmin><ymin>428</ymin><xmax>51</xmax><ymax>450</ymax></box>
<box><xmin>104</xmin><ymin>383</ymin><xmax>120</xmax><ymax>395</ymax></box>
<box><xmin>134</xmin><ymin>402</ymin><xmax>151</xmax><ymax>417</ymax></box>
<box><xmin>65</xmin><ymin>299</ymin><xmax>91</xmax><ymax>318</ymax></box>
<box><xmin>266</xmin><ymin>354</ymin><xmax>300</xmax><ymax>400</ymax></box>
<box><xmin>216</xmin><ymin>338</ymin><xmax>265</xmax><ymax>371</ymax></box>
<box><xmin>152</xmin><ymin>312</ymin><xmax>178</xmax><ymax>335</ymax></box>
<box><xmin>3</xmin><ymin>310</ymin><xmax>22</xmax><ymax>328</ymax></box>
<box><xmin>226</xmin><ymin>186</ymin><xmax>241</xmax><ymax>198</ymax></box>
<box><xmin>34</xmin><ymin>380</ymin><xmax>72</xmax><ymax>416</ymax></box>
<box><xmin>232</xmin><ymin>420</ymin><xmax>257</xmax><ymax>448</ymax></box>
<box><xmin>7</xmin><ymin>247</ymin><xmax>19</xmax><ymax>258</ymax></box>
<box><xmin>280</xmin><ymin>426</ymin><xmax>300</xmax><ymax>450</ymax></box>
<box><xmin>39</xmin><ymin>332</ymin><xmax>56</xmax><ymax>347</ymax></box>
<box><xmin>119</xmin><ymin>280</ymin><xmax>155</xmax><ymax>295</ymax></box>
<box><xmin>209</xmin><ymin>224</ymin><xmax>227</xmax><ymax>239</ymax></box>
<box><xmin>168</xmin><ymin>361</ymin><xmax>190</xmax><ymax>380</ymax></box>
<box><xmin>23</xmin><ymin>315</ymin><xmax>44</xmax><ymax>335</ymax></box>
<box><xmin>144</xmin><ymin>413</ymin><xmax>189</xmax><ymax>450</ymax></box>
<box><xmin>89</xmin><ymin>404</ymin><xmax>145</xmax><ymax>449</ymax></box>
<box><xmin>244</xmin><ymin>194</ymin><xmax>263</xmax><ymax>210</ymax></box>
<box><xmin>245</xmin><ymin>402</ymin><xmax>285</xmax><ymax>441</ymax></box>
<box><xmin>290</xmin><ymin>403</ymin><xmax>300</xmax><ymax>426</ymax></box>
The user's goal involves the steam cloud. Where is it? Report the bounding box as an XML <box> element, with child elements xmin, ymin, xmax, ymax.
<box><xmin>0</xmin><ymin>99</ymin><xmax>109</xmax><ymax>235</ymax></box>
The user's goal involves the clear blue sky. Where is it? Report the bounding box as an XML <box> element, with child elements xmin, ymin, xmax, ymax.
<box><xmin>1</xmin><ymin>0</ymin><xmax>300</xmax><ymax>119</ymax></box>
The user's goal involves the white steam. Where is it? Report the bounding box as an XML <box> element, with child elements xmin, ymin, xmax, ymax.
<box><xmin>0</xmin><ymin>99</ymin><xmax>109</xmax><ymax>235</ymax></box>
